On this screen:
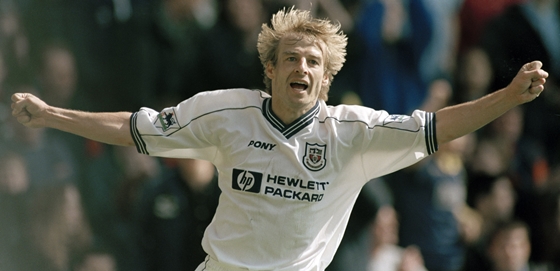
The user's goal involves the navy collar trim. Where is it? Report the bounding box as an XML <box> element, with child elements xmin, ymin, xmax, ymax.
<box><xmin>262</xmin><ymin>98</ymin><xmax>319</xmax><ymax>139</ymax></box>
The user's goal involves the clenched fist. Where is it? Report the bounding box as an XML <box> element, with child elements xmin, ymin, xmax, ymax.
<box><xmin>11</xmin><ymin>93</ymin><xmax>50</xmax><ymax>128</ymax></box>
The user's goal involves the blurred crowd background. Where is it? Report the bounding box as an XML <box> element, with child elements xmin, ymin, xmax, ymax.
<box><xmin>0</xmin><ymin>0</ymin><xmax>559</xmax><ymax>270</ymax></box>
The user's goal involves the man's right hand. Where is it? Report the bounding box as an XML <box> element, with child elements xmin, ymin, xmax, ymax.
<box><xmin>12</xmin><ymin>92</ymin><xmax>135</xmax><ymax>146</ymax></box>
<box><xmin>11</xmin><ymin>93</ymin><xmax>49</xmax><ymax>128</ymax></box>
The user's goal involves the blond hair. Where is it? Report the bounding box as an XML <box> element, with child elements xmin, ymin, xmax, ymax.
<box><xmin>257</xmin><ymin>7</ymin><xmax>347</xmax><ymax>101</ymax></box>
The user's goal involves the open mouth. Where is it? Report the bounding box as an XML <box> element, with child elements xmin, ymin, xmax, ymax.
<box><xmin>290</xmin><ymin>82</ymin><xmax>308</xmax><ymax>91</ymax></box>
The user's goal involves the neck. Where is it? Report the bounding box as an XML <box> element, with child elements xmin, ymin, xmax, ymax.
<box><xmin>271</xmin><ymin>104</ymin><xmax>304</xmax><ymax>125</ymax></box>
<box><xmin>270</xmin><ymin>98</ymin><xmax>315</xmax><ymax>125</ymax></box>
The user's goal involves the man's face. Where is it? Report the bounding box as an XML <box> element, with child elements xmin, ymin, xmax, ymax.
<box><xmin>42</xmin><ymin>49</ymin><xmax>77</xmax><ymax>105</ymax></box>
<box><xmin>488</xmin><ymin>228</ymin><xmax>531</xmax><ymax>271</ymax></box>
<box><xmin>266</xmin><ymin>35</ymin><xmax>328</xmax><ymax>118</ymax></box>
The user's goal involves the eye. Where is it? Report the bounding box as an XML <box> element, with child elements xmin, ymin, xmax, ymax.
<box><xmin>287</xmin><ymin>57</ymin><xmax>297</xmax><ymax>62</ymax></box>
<box><xmin>309</xmin><ymin>59</ymin><xmax>319</xmax><ymax>65</ymax></box>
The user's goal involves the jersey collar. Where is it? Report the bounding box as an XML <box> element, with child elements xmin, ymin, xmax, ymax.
<box><xmin>262</xmin><ymin>98</ymin><xmax>319</xmax><ymax>139</ymax></box>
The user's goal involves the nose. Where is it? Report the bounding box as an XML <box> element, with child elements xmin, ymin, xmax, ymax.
<box><xmin>295</xmin><ymin>59</ymin><xmax>309</xmax><ymax>75</ymax></box>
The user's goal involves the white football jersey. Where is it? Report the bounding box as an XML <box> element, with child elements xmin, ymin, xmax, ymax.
<box><xmin>131</xmin><ymin>88</ymin><xmax>437</xmax><ymax>271</ymax></box>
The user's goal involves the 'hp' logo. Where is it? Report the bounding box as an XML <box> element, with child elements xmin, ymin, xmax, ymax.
<box><xmin>232</xmin><ymin>169</ymin><xmax>262</xmax><ymax>193</ymax></box>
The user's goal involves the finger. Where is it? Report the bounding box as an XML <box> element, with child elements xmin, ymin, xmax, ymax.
<box><xmin>521</xmin><ymin>60</ymin><xmax>543</xmax><ymax>72</ymax></box>
<box><xmin>11</xmin><ymin>93</ymin><xmax>33</xmax><ymax>110</ymax></box>
<box><xmin>537</xmin><ymin>69</ymin><xmax>549</xmax><ymax>80</ymax></box>
<box><xmin>529</xmin><ymin>77</ymin><xmax>546</xmax><ymax>88</ymax></box>
<box><xmin>11</xmin><ymin>93</ymin><xmax>36</xmax><ymax>113</ymax></box>
<box><xmin>11</xmin><ymin>93</ymin><xmax>25</xmax><ymax>111</ymax></box>
<box><xmin>16</xmin><ymin>115</ymin><xmax>31</xmax><ymax>124</ymax></box>
<box><xmin>12</xmin><ymin>110</ymin><xmax>30</xmax><ymax>118</ymax></box>
<box><xmin>11</xmin><ymin>92</ymin><xmax>29</xmax><ymax>102</ymax></box>
<box><xmin>529</xmin><ymin>69</ymin><xmax>549</xmax><ymax>84</ymax></box>
<box><xmin>527</xmin><ymin>69</ymin><xmax>548</xmax><ymax>93</ymax></box>
<box><xmin>529</xmin><ymin>85</ymin><xmax>544</xmax><ymax>96</ymax></box>
<box><xmin>11</xmin><ymin>99</ymin><xmax>25</xmax><ymax>115</ymax></box>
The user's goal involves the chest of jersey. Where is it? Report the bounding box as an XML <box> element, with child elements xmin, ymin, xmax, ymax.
<box><xmin>209</xmin><ymin>110</ymin><xmax>348</xmax><ymax>202</ymax></box>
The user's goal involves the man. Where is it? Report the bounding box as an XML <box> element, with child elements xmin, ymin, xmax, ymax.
<box><xmin>11</xmin><ymin>8</ymin><xmax>547</xmax><ymax>271</ymax></box>
<box><xmin>486</xmin><ymin>220</ymin><xmax>557</xmax><ymax>271</ymax></box>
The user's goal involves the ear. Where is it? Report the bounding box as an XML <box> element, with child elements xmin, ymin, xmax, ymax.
<box><xmin>265</xmin><ymin>62</ymin><xmax>275</xmax><ymax>80</ymax></box>
<box><xmin>322</xmin><ymin>74</ymin><xmax>329</xmax><ymax>87</ymax></box>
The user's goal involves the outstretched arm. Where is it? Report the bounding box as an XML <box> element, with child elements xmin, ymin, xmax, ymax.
<box><xmin>436</xmin><ymin>61</ymin><xmax>548</xmax><ymax>145</ymax></box>
<box><xmin>11</xmin><ymin>93</ymin><xmax>135</xmax><ymax>146</ymax></box>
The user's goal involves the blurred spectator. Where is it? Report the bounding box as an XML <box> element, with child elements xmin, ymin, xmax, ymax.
<box><xmin>485</xmin><ymin>220</ymin><xmax>558</xmax><ymax>271</ymax></box>
<box><xmin>454</xmin><ymin>0</ymin><xmax>525</xmax><ymax>109</ymax></box>
<box><xmin>191</xmin><ymin>0</ymin><xmax>219</xmax><ymax>29</ymax></box>
<box><xmin>138</xmin><ymin>158</ymin><xmax>219</xmax><ymax>271</ymax></box>
<box><xmin>30</xmin><ymin>46</ymin><xmax>124</xmax><ymax>271</ymax></box>
<box><xmin>326</xmin><ymin>178</ymin><xmax>393</xmax><ymax>271</ymax></box>
<box><xmin>464</xmin><ymin>172</ymin><xmax>517</xmax><ymax>271</ymax></box>
<box><xmin>73</xmin><ymin>246</ymin><xmax>118</xmax><ymax>271</ymax></box>
<box><xmin>368</xmin><ymin>205</ymin><xmax>428</xmax><ymax>271</ymax></box>
<box><xmin>350</xmin><ymin>0</ymin><xmax>459</xmax><ymax>114</ymax></box>
<box><xmin>36</xmin><ymin>40</ymin><xmax>79</xmax><ymax>108</ymax></box>
<box><xmin>79</xmin><ymin>145</ymin><xmax>161</xmax><ymax>271</ymax></box>
<box><xmin>353</xmin><ymin>0</ymin><xmax>433</xmax><ymax>114</ymax></box>
<box><xmin>199</xmin><ymin>0</ymin><xmax>266</xmax><ymax>91</ymax></box>
<box><xmin>0</xmin><ymin>150</ymin><xmax>29</xmax><ymax>194</ymax></box>
<box><xmin>455</xmin><ymin>0</ymin><xmax>524</xmax><ymax>104</ymax></box>
<box><xmin>419</xmin><ymin>0</ymin><xmax>463</xmax><ymax>86</ymax></box>
<box><xmin>139</xmin><ymin>0</ymin><xmax>209</xmax><ymax>108</ymax></box>
<box><xmin>0</xmin><ymin>3</ymin><xmax>32</xmax><ymax>86</ymax></box>
<box><xmin>0</xmin><ymin>50</ymin><xmax>5</xmax><ymax>94</ymax></box>
<box><xmin>468</xmin><ymin>173</ymin><xmax>517</xmax><ymax>239</ymax></box>
<box><xmin>470</xmin><ymin>107</ymin><xmax>549</xmax><ymax>190</ymax></box>
<box><xmin>458</xmin><ymin>0</ymin><xmax>525</xmax><ymax>52</ymax></box>
<box><xmin>479</xmin><ymin>0</ymin><xmax>560</xmax><ymax>167</ymax></box>
<box><xmin>418</xmin><ymin>78</ymin><xmax>454</xmax><ymax>113</ymax></box>
<box><xmin>453</xmin><ymin>47</ymin><xmax>492</xmax><ymax>103</ymax></box>
<box><xmin>0</xmin><ymin>150</ymin><xmax>30</xmax><ymax>271</ymax></box>
<box><xmin>10</xmin><ymin>2</ymin><xmax>219</xmax><ymax>270</ymax></box>
<box><xmin>6</xmin><ymin>85</ymin><xmax>79</xmax><ymax>188</ymax></box>
<box><xmin>320</xmin><ymin>0</ymin><xmax>364</xmax><ymax>106</ymax></box>
<box><xmin>22</xmin><ymin>0</ymin><xmax>81</xmax><ymax>59</ymax></box>
<box><xmin>387</xmin><ymin>135</ymin><xmax>477</xmax><ymax>271</ymax></box>
<box><xmin>534</xmin><ymin>181</ymin><xmax>560</xmax><ymax>266</ymax></box>
<box><xmin>34</xmin><ymin>40</ymin><xmax>96</xmax><ymax>173</ymax></box>
<box><xmin>22</xmin><ymin>0</ymin><xmax>162</xmax><ymax>112</ymax></box>
<box><xmin>22</xmin><ymin>183</ymin><xmax>94</xmax><ymax>271</ymax></box>
<box><xmin>263</xmin><ymin>0</ymin><xmax>355</xmax><ymax>33</ymax></box>
<box><xmin>454</xmin><ymin>0</ymin><xmax>520</xmax><ymax>108</ymax></box>
<box><xmin>468</xmin><ymin>106</ymin><xmax>549</xmax><ymax>256</ymax></box>
<box><xmin>0</xmin><ymin>52</ymin><xmax>12</xmax><ymax>141</ymax></box>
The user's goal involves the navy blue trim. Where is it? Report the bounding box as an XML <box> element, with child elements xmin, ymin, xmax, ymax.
<box><xmin>425</xmin><ymin>112</ymin><xmax>438</xmax><ymax>155</ymax></box>
<box><xmin>262</xmin><ymin>98</ymin><xmax>319</xmax><ymax>139</ymax></box>
<box><xmin>130</xmin><ymin>112</ymin><xmax>149</xmax><ymax>155</ymax></box>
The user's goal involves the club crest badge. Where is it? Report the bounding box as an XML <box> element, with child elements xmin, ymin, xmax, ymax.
<box><xmin>303</xmin><ymin>142</ymin><xmax>327</xmax><ymax>171</ymax></box>
<box><xmin>157</xmin><ymin>110</ymin><xmax>178</xmax><ymax>132</ymax></box>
